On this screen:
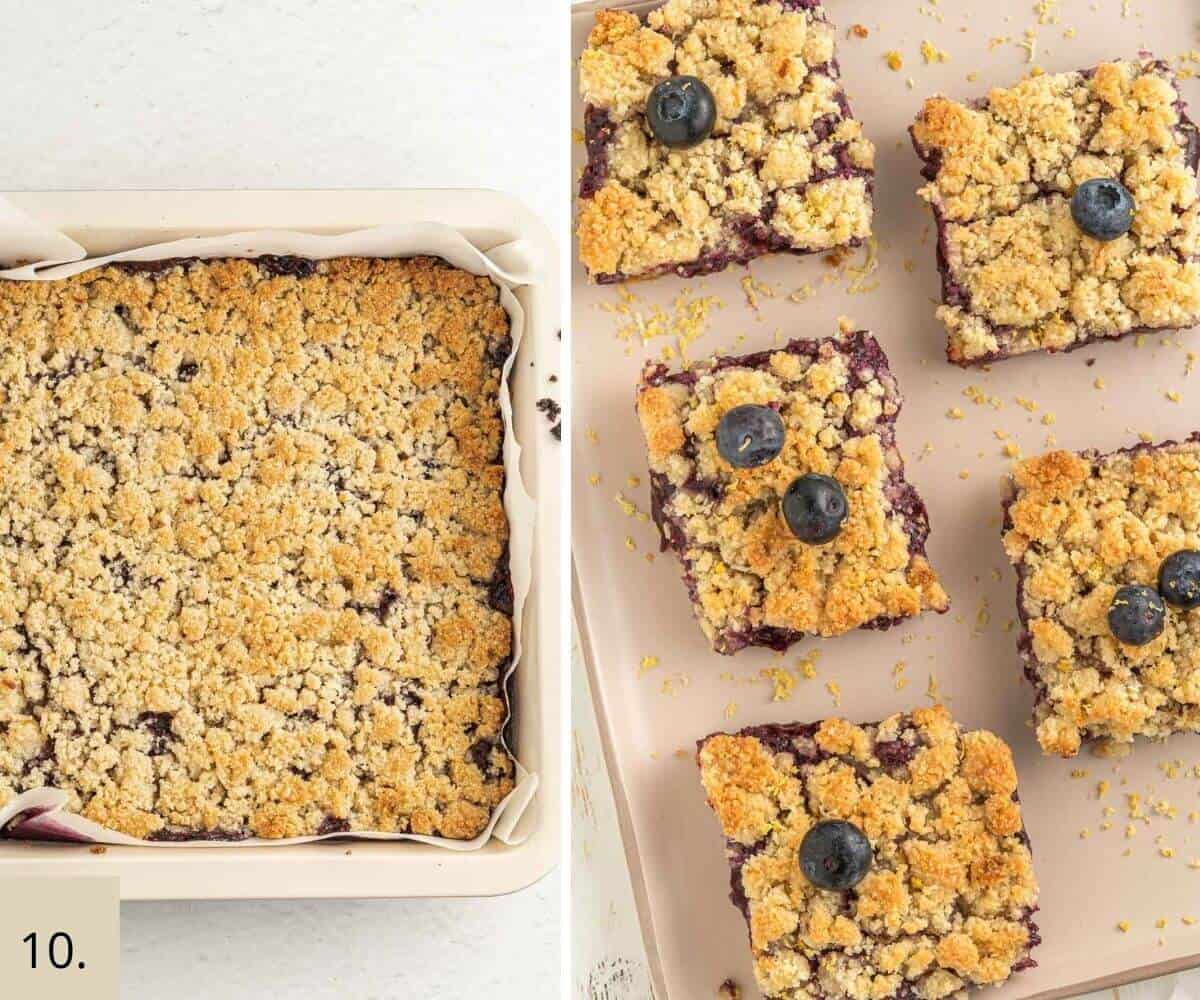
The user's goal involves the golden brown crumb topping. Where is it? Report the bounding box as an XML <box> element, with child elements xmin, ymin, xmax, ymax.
<box><xmin>912</xmin><ymin>60</ymin><xmax>1200</xmax><ymax>363</ymax></box>
<box><xmin>636</xmin><ymin>334</ymin><xmax>947</xmax><ymax>653</ymax></box>
<box><xmin>0</xmin><ymin>257</ymin><xmax>515</xmax><ymax>840</ymax></box>
<box><xmin>698</xmin><ymin>707</ymin><xmax>1039</xmax><ymax>1000</ymax></box>
<box><xmin>1004</xmin><ymin>440</ymin><xmax>1200</xmax><ymax>757</ymax></box>
<box><xmin>577</xmin><ymin>0</ymin><xmax>874</xmax><ymax>281</ymax></box>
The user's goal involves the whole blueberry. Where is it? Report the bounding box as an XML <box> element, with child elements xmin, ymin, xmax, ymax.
<box><xmin>1071</xmin><ymin>178</ymin><xmax>1135</xmax><ymax>241</ymax></box>
<box><xmin>715</xmin><ymin>405</ymin><xmax>785</xmax><ymax>469</ymax></box>
<box><xmin>782</xmin><ymin>474</ymin><xmax>848</xmax><ymax>544</ymax></box>
<box><xmin>800</xmin><ymin>820</ymin><xmax>872</xmax><ymax>891</ymax></box>
<box><xmin>646</xmin><ymin>76</ymin><xmax>716</xmax><ymax>149</ymax></box>
<box><xmin>1159</xmin><ymin>550</ymin><xmax>1200</xmax><ymax>610</ymax></box>
<box><xmin>1108</xmin><ymin>584</ymin><xmax>1165</xmax><ymax>646</ymax></box>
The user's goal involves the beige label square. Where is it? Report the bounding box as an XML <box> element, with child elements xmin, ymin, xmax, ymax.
<box><xmin>0</xmin><ymin>878</ymin><xmax>118</xmax><ymax>999</ymax></box>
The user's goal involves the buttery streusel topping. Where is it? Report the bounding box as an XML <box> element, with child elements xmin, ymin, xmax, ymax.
<box><xmin>911</xmin><ymin>59</ymin><xmax>1200</xmax><ymax>364</ymax></box>
<box><xmin>636</xmin><ymin>332</ymin><xmax>947</xmax><ymax>655</ymax></box>
<box><xmin>698</xmin><ymin>707</ymin><xmax>1040</xmax><ymax>1000</ymax></box>
<box><xmin>577</xmin><ymin>0</ymin><xmax>875</xmax><ymax>282</ymax></box>
<box><xmin>0</xmin><ymin>257</ymin><xmax>515</xmax><ymax>840</ymax></box>
<box><xmin>1004</xmin><ymin>439</ymin><xmax>1200</xmax><ymax>757</ymax></box>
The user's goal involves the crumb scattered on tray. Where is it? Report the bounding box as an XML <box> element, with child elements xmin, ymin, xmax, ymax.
<box><xmin>920</xmin><ymin>39</ymin><xmax>949</xmax><ymax>63</ymax></box>
<box><xmin>763</xmin><ymin>667</ymin><xmax>795</xmax><ymax>702</ymax></box>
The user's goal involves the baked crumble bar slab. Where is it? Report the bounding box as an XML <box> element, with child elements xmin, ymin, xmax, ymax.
<box><xmin>577</xmin><ymin>0</ymin><xmax>875</xmax><ymax>283</ymax></box>
<box><xmin>698</xmin><ymin>707</ymin><xmax>1041</xmax><ymax>1000</ymax></box>
<box><xmin>911</xmin><ymin>59</ymin><xmax>1200</xmax><ymax>365</ymax></box>
<box><xmin>0</xmin><ymin>257</ymin><xmax>516</xmax><ymax>840</ymax></box>
<box><xmin>1004</xmin><ymin>436</ymin><xmax>1200</xmax><ymax>757</ymax></box>
<box><xmin>636</xmin><ymin>331</ymin><xmax>947</xmax><ymax>655</ymax></box>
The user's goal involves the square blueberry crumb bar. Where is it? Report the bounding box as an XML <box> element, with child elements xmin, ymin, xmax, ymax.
<box><xmin>698</xmin><ymin>706</ymin><xmax>1041</xmax><ymax>1000</ymax></box>
<box><xmin>1003</xmin><ymin>436</ymin><xmax>1200</xmax><ymax>757</ymax></box>
<box><xmin>576</xmin><ymin>0</ymin><xmax>875</xmax><ymax>283</ymax></box>
<box><xmin>0</xmin><ymin>257</ymin><xmax>516</xmax><ymax>841</ymax></box>
<box><xmin>636</xmin><ymin>331</ymin><xmax>947</xmax><ymax>655</ymax></box>
<box><xmin>911</xmin><ymin>59</ymin><xmax>1200</xmax><ymax>365</ymax></box>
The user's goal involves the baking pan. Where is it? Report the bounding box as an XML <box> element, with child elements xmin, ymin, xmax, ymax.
<box><xmin>0</xmin><ymin>188</ymin><xmax>561</xmax><ymax>899</ymax></box>
<box><xmin>571</xmin><ymin>1</ymin><xmax>1200</xmax><ymax>996</ymax></box>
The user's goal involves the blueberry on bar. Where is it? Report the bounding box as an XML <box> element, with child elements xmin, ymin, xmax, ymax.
<box><xmin>636</xmin><ymin>331</ymin><xmax>948</xmax><ymax>655</ymax></box>
<box><xmin>1003</xmin><ymin>436</ymin><xmax>1200</xmax><ymax>756</ymax></box>
<box><xmin>911</xmin><ymin>59</ymin><xmax>1200</xmax><ymax>365</ymax></box>
<box><xmin>697</xmin><ymin>707</ymin><xmax>1041</xmax><ymax>1000</ymax></box>
<box><xmin>576</xmin><ymin>0</ymin><xmax>876</xmax><ymax>283</ymax></box>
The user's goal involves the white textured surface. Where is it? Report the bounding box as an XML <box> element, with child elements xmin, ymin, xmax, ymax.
<box><xmin>0</xmin><ymin>0</ymin><xmax>560</xmax><ymax>231</ymax></box>
<box><xmin>121</xmin><ymin>891</ymin><xmax>560</xmax><ymax>1000</ymax></box>
<box><xmin>0</xmin><ymin>2</ymin><xmax>562</xmax><ymax>997</ymax></box>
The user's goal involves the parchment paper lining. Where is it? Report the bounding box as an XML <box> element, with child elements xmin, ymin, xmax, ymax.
<box><xmin>0</xmin><ymin>215</ymin><xmax>539</xmax><ymax>850</ymax></box>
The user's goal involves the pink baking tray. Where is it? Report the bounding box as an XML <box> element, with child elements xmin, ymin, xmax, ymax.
<box><xmin>0</xmin><ymin>189</ymin><xmax>561</xmax><ymax>900</ymax></box>
<box><xmin>572</xmin><ymin>1</ymin><xmax>1200</xmax><ymax>996</ymax></box>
